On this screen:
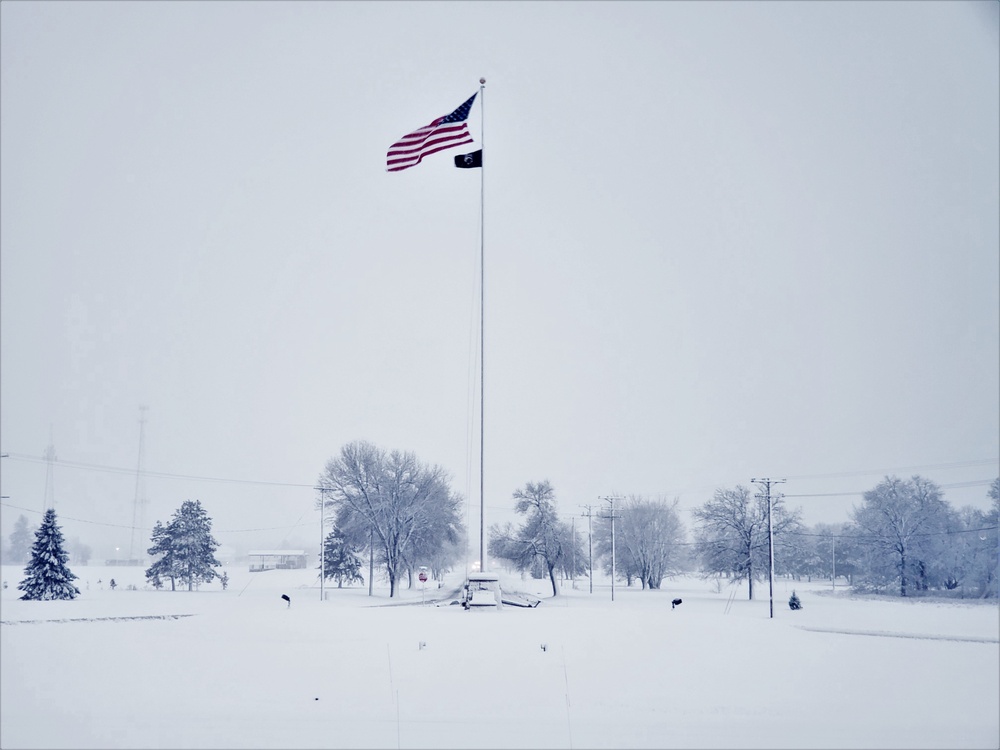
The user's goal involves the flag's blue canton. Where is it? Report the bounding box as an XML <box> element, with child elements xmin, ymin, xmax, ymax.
<box><xmin>442</xmin><ymin>95</ymin><xmax>477</xmax><ymax>124</ymax></box>
<box><xmin>386</xmin><ymin>91</ymin><xmax>478</xmax><ymax>172</ymax></box>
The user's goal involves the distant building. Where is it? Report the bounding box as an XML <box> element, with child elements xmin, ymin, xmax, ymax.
<box><xmin>215</xmin><ymin>545</ymin><xmax>237</xmax><ymax>566</ymax></box>
<box><xmin>248</xmin><ymin>550</ymin><xmax>307</xmax><ymax>572</ymax></box>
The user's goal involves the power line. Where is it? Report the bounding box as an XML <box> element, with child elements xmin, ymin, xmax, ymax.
<box><xmin>782</xmin><ymin>458</ymin><xmax>998</xmax><ymax>481</ymax></box>
<box><xmin>782</xmin><ymin>526</ymin><xmax>999</xmax><ymax>541</ymax></box>
<box><xmin>664</xmin><ymin>525</ymin><xmax>999</xmax><ymax>547</ymax></box>
<box><xmin>4</xmin><ymin>452</ymin><xmax>995</xmax><ymax>495</ymax></box>
<box><xmin>785</xmin><ymin>478</ymin><xmax>995</xmax><ymax>498</ymax></box>
<box><xmin>642</xmin><ymin>461</ymin><xmax>998</xmax><ymax>505</ymax></box>
<box><xmin>3</xmin><ymin>505</ymin><xmax>992</xmax><ymax>554</ymax></box>
<box><xmin>4</xmin><ymin>451</ymin><xmax>994</xmax><ymax>507</ymax></box>
<box><xmin>0</xmin><ymin>501</ymin><xmax>314</xmax><ymax>534</ymax></box>
<box><xmin>1</xmin><ymin>452</ymin><xmax>314</xmax><ymax>488</ymax></box>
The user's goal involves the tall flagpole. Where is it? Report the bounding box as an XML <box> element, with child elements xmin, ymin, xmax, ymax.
<box><xmin>478</xmin><ymin>77</ymin><xmax>486</xmax><ymax>573</ymax></box>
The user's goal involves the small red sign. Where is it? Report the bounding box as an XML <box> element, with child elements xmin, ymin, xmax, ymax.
<box><xmin>418</xmin><ymin>572</ymin><xmax>428</xmax><ymax>583</ymax></box>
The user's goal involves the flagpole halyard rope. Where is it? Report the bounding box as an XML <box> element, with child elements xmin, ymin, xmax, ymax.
<box><xmin>478</xmin><ymin>77</ymin><xmax>486</xmax><ymax>573</ymax></box>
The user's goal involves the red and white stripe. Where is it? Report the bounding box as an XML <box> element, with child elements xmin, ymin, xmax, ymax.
<box><xmin>386</xmin><ymin>118</ymin><xmax>474</xmax><ymax>173</ymax></box>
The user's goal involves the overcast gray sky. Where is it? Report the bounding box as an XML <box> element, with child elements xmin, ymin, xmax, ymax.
<box><xmin>2</xmin><ymin>1</ymin><xmax>998</xmax><ymax>560</ymax></box>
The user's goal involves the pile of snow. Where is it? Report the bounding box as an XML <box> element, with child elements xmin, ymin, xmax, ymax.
<box><xmin>1</xmin><ymin>564</ymin><xmax>997</xmax><ymax>749</ymax></box>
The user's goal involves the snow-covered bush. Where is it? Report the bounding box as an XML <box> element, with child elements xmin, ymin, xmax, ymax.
<box><xmin>18</xmin><ymin>508</ymin><xmax>80</xmax><ymax>601</ymax></box>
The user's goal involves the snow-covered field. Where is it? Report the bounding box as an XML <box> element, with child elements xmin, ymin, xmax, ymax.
<box><xmin>1</xmin><ymin>564</ymin><xmax>997</xmax><ymax>750</ymax></box>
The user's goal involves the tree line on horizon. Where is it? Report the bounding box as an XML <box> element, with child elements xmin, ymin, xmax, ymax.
<box><xmin>5</xmin><ymin>439</ymin><xmax>998</xmax><ymax>602</ymax></box>
<box><xmin>483</xmin><ymin>475</ymin><xmax>998</xmax><ymax>600</ymax></box>
<box><xmin>315</xmin><ymin>442</ymin><xmax>998</xmax><ymax>601</ymax></box>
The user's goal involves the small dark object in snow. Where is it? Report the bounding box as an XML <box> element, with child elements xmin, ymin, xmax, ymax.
<box><xmin>788</xmin><ymin>591</ymin><xmax>802</xmax><ymax>610</ymax></box>
<box><xmin>281</xmin><ymin>594</ymin><xmax>291</xmax><ymax>607</ymax></box>
<box><xmin>314</xmin><ymin>697</ymin><xmax>318</xmax><ymax>701</ymax></box>
<box><xmin>540</xmin><ymin>643</ymin><xmax>547</xmax><ymax>652</ymax></box>
<box><xmin>671</xmin><ymin>598</ymin><xmax>682</xmax><ymax>609</ymax></box>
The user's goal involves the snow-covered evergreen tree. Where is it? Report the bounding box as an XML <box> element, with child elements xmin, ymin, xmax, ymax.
<box><xmin>7</xmin><ymin>514</ymin><xmax>33</xmax><ymax>564</ymax></box>
<box><xmin>145</xmin><ymin>500</ymin><xmax>221</xmax><ymax>592</ymax></box>
<box><xmin>145</xmin><ymin>520</ymin><xmax>177</xmax><ymax>590</ymax></box>
<box><xmin>18</xmin><ymin>508</ymin><xmax>80</xmax><ymax>600</ymax></box>
<box><xmin>788</xmin><ymin>590</ymin><xmax>802</xmax><ymax>610</ymax></box>
<box><xmin>320</xmin><ymin>529</ymin><xmax>364</xmax><ymax>588</ymax></box>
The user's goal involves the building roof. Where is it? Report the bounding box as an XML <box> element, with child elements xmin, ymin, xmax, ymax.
<box><xmin>467</xmin><ymin>572</ymin><xmax>500</xmax><ymax>582</ymax></box>
<box><xmin>247</xmin><ymin>550</ymin><xmax>307</xmax><ymax>557</ymax></box>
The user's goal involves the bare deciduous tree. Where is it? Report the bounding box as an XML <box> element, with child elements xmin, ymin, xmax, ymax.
<box><xmin>693</xmin><ymin>485</ymin><xmax>801</xmax><ymax>600</ymax></box>
<box><xmin>850</xmin><ymin>475</ymin><xmax>952</xmax><ymax>597</ymax></box>
<box><xmin>593</xmin><ymin>495</ymin><xmax>686</xmax><ymax>589</ymax></box>
<box><xmin>318</xmin><ymin>441</ymin><xmax>463</xmax><ymax>598</ymax></box>
<box><xmin>488</xmin><ymin>480</ymin><xmax>573</xmax><ymax>597</ymax></box>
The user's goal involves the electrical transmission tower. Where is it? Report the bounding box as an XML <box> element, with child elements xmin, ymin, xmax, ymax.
<box><xmin>128</xmin><ymin>406</ymin><xmax>149</xmax><ymax>565</ymax></box>
<box><xmin>43</xmin><ymin>425</ymin><xmax>57</xmax><ymax>511</ymax></box>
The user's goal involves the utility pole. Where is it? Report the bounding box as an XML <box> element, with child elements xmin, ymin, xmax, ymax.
<box><xmin>599</xmin><ymin>496</ymin><xmax>623</xmax><ymax>602</ymax></box>
<box><xmin>831</xmin><ymin>534</ymin><xmax>836</xmax><ymax>592</ymax></box>
<box><xmin>580</xmin><ymin>505</ymin><xmax>595</xmax><ymax>594</ymax></box>
<box><xmin>571</xmin><ymin>516</ymin><xmax>576</xmax><ymax>589</ymax></box>
<box><xmin>751</xmin><ymin>478</ymin><xmax>785</xmax><ymax>619</ymax></box>
<box><xmin>317</xmin><ymin>488</ymin><xmax>327</xmax><ymax>602</ymax></box>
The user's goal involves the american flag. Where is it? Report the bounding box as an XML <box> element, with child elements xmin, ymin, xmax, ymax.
<box><xmin>386</xmin><ymin>93</ymin><xmax>477</xmax><ymax>173</ymax></box>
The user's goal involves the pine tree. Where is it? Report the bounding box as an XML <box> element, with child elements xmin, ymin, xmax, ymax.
<box><xmin>788</xmin><ymin>590</ymin><xmax>802</xmax><ymax>610</ymax></box>
<box><xmin>8</xmin><ymin>515</ymin><xmax>33</xmax><ymax>564</ymax></box>
<box><xmin>321</xmin><ymin>529</ymin><xmax>364</xmax><ymax>588</ymax></box>
<box><xmin>18</xmin><ymin>509</ymin><xmax>80</xmax><ymax>600</ymax></box>
<box><xmin>145</xmin><ymin>501</ymin><xmax>221</xmax><ymax>592</ymax></box>
<box><xmin>145</xmin><ymin>520</ymin><xmax>177</xmax><ymax>591</ymax></box>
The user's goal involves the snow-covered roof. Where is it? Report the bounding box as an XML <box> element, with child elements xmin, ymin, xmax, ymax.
<box><xmin>247</xmin><ymin>550</ymin><xmax>306</xmax><ymax>557</ymax></box>
<box><xmin>467</xmin><ymin>572</ymin><xmax>500</xmax><ymax>582</ymax></box>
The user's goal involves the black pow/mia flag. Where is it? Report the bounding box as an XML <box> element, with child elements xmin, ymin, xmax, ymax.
<box><xmin>453</xmin><ymin>149</ymin><xmax>483</xmax><ymax>169</ymax></box>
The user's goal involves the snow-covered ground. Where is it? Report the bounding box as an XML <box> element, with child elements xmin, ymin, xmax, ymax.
<box><xmin>1</xmin><ymin>564</ymin><xmax>997</xmax><ymax>749</ymax></box>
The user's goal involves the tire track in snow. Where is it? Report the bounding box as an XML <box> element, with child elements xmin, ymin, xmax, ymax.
<box><xmin>0</xmin><ymin>614</ymin><xmax>196</xmax><ymax>625</ymax></box>
<box><xmin>795</xmin><ymin>625</ymin><xmax>998</xmax><ymax>644</ymax></box>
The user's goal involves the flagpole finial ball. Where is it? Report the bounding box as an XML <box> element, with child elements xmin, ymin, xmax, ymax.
<box><xmin>480</xmin><ymin>77</ymin><xmax>486</xmax><ymax>84</ymax></box>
